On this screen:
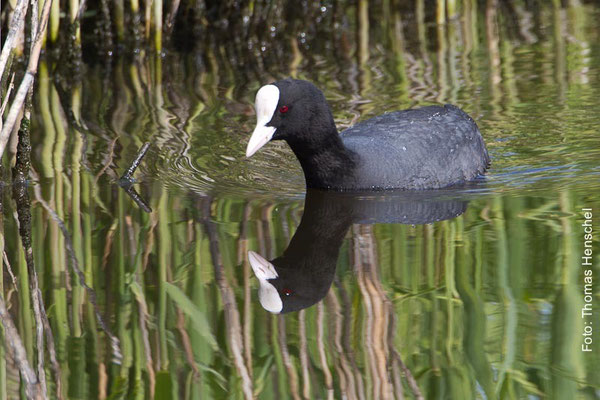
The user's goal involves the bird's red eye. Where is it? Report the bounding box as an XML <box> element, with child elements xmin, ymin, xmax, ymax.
<box><xmin>283</xmin><ymin>288</ymin><xmax>292</xmax><ymax>296</ymax></box>
<box><xmin>279</xmin><ymin>105</ymin><xmax>289</xmax><ymax>113</ymax></box>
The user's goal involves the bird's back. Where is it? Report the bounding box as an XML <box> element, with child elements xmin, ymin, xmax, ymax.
<box><xmin>340</xmin><ymin>104</ymin><xmax>489</xmax><ymax>190</ymax></box>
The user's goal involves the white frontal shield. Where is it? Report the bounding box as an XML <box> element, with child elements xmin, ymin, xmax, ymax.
<box><xmin>246</xmin><ymin>85</ymin><xmax>280</xmax><ymax>157</ymax></box>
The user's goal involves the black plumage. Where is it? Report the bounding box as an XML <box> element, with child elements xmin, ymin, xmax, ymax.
<box><xmin>251</xmin><ymin>78</ymin><xmax>490</xmax><ymax>190</ymax></box>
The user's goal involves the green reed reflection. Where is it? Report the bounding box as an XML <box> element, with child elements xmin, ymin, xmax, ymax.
<box><xmin>3</xmin><ymin>188</ymin><xmax>597</xmax><ymax>398</ymax></box>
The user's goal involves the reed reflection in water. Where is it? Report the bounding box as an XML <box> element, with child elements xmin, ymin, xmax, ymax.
<box><xmin>3</xmin><ymin>179</ymin><xmax>597</xmax><ymax>399</ymax></box>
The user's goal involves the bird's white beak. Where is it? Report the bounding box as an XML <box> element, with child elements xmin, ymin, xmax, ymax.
<box><xmin>246</xmin><ymin>125</ymin><xmax>276</xmax><ymax>158</ymax></box>
<box><xmin>246</xmin><ymin>84</ymin><xmax>280</xmax><ymax>158</ymax></box>
<box><xmin>248</xmin><ymin>251</ymin><xmax>282</xmax><ymax>314</ymax></box>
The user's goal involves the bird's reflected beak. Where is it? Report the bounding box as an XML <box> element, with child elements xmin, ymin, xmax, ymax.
<box><xmin>248</xmin><ymin>251</ymin><xmax>282</xmax><ymax>314</ymax></box>
<box><xmin>248</xmin><ymin>251</ymin><xmax>278</xmax><ymax>280</ymax></box>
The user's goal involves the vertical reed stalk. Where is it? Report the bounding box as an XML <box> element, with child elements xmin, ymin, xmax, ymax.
<box><xmin>130</xmin><ymin>0</ymin><xmax>139</xmax><ymax>14</ymax></box>
<box><xmin>50</xmin><ymin>82</ymin><xmax>70</xmax><ymax>361</ymax></box>
<box><xmin>38</xmin><ymin>63</ymin><xmax>55</xmax><ymax>178</ymax></box>
<box><xmin>447</xmin><ymin>18</ymin><xmax>459</xmax><ymax>102</ymax></box>
<box><xmin>552</xmin><ymin>0</ymin><xmax>567</xmax><ymax>101</ymax></box>
<box><xmin>550</xmin><ymin>191</ymin><xmax>584</xmax><ymax>398</ymax></box>
<box><xmin>114</xmin><ymin>0</ymin><xmax>125</xmax><ymax>41</ymax></box>
<box><xmin>154</xmin><ymin>0</ymin><xmax>163</xmax><ymax>52</ymax></box>
<box><xmin>485</xmin><ymin>0</ymin><xmax>501</xmax><ymax>116</ymax></box>
<box><xmin>0</xmin><ymin>0</ymin><xmax>53</xmax><ymax>160</ymax></box>
<box><xmin>70</xmin><ymin>86</ymin><xmax>84</xmax><ymax>338</ymax></box>
<box><xmin>202</xmin><ymin>198</ymin><xmax>253</xmax><ymax>399</ymax></box>
<box><xmin>81</xmin><ymin>155</ymin><xmax>99</xmax><ymax>400</ymax></box>
<box><xmin>298</xmin><ymin>310</ymin><xmax>311</xmax><ymax>400</ymax></box>
<box><xmin>116</xmin><ymin>191</ymin><xmax>133</xmax><ymax>380</ymax></box>
<box><xmin>190</xmin><ymin>222</ymin><xmax>209</xmax><ymax>396</ymax></box>
<box><xmin>69</xmin><ymin>0</ymin><xmax>81</xmax><ymax>43</ymax></box>
<box><xmin>491</xmin><ymin>200</ymin><xmax>518</xmax><ymax>395</ymax></box>
<box><xmin>447</xmin><ymin>0</ymin><xmax>458</xmax><ymax>19</ymax></box>
<box><xmin>437</xmin><ymin>0</ymin><xmax>446</xmax><ymax>24</ymax></box>
<box><xmin>0</xmin><ymin>291</ymin><xmax>41</xmax><ymax>399</ymax></box>
<box><xmin>455</xmin><ymin>221</ymin><xmax>494</xmax><ymax>399</ymax></box>
<box><xmin>13</xmin><ymin>92</ymin><xmax>50</xmax><ymax>397</ymax></box>
<box><xmin>436</xmin><ymin>21</ymin><xmax>448</xmax><ymax>102</ymax></box>
<box><xmin>144</xmin><ymin>0</ymin><xmax>152</xmax><ymax>40</ymax></box>
<box><xmin>240</xmin><ymin>205</ymin><xmax>254</xmax><ymax>378</ymax></box>
<box><xmin>50</xmin><ymin>0</ymin><xmax>60</xmax><ymax>42</ymax></box>
<box><xmin>157</xmin><ymin>189</ymin><xmax>170</xmax><ymax>369</ymax></box>
<box><xmin>357</xmin><ymin>0</ymin><xmax>370</xmax><ymax>71</ymax></box>
<box><xmin>316</xmin><ymin>302</ymin><xmax>333</xmax><ymax>395</ymax></box>
<box><xmin>129</xmin><ymin>0</ymin><xmax>142</xmax><ymax>42</ymax></box>
<box><xmin>0</xmin><ymin>0</ymin><xmax>29</xmax><ymax>81</ymax></box>
<box><xmin>277</xmin><ymin>317</ymin><xmax>300</xmax><ymax>400</ymax></box>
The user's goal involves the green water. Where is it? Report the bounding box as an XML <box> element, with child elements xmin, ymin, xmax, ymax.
<box><xmin>1</xmin><ymin>1</ymin><xmax>600</xmax><ymax>399</ymax></box>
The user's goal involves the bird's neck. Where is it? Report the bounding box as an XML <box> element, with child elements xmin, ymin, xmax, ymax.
<box><xmin>287</xmin><ymin>130</ymin><xmax>357</xmax><ymax>189</ymax></box>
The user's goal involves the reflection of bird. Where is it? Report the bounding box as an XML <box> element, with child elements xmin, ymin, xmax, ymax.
<box><xmin>249</xmin><ymin>189</ymin><xmax>470</xmax><ymax>313</ymax></box>
<box><xmin>246</xmin><ymin>79</ymin><xmax>489</xmax><ymax>190</ymax></box>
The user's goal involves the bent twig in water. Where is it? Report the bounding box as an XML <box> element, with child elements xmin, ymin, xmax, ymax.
<box><xmin>119</xmin><ymin>142</ymin><xmax>152</xmax><ymax>212</ymax></box>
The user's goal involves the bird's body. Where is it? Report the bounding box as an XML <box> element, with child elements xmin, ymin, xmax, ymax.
<box><xmin>246</xmin><ymin>79</ymin><xmax>489</xmax><ymax>190</ymax></box>
<box><xmin>339</xmin><ymin>105</ymin><xmax>489</xmax><ymax>190</ymax></box>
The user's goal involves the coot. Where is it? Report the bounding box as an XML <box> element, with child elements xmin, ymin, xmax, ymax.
<box><xmin>246</xmin><ymin>78</ymin><xmax>489</xmax><ymax>190</ymax></box>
